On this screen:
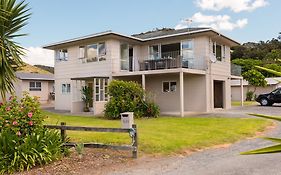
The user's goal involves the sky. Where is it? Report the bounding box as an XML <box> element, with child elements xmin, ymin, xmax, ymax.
<box><xmin>18</xmin><ymin>0</ymin><xmax>281</xmax><ymax>66</ymax></box>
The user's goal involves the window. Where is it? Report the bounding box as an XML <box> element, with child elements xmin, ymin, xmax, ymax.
<box><xmin>149</xmin><ymin>45</ymin><xmax>160</xmax><ymax>60</ymax></box>
<box><xmin>213</xmin><ymin>42</ymin><xmax>223</xmax><ymax>61</ymax></box>
<box><xmin>94</xmin><ymin>78</ymin><xmax>108</xmax><ymax>101</ymax></box>
<box><xmin>29</xmin><ymin>82</ymin><xmax>41</xmax><ymax>91</ymax></box>
<box><xmin>80</xmin><ymin>42</ymin><xmax>106</xmax><ymax>62</ymax></box>
<box><xmin>181</xmin><ymin>40</ymin><xmax>194</xmax><ymax>60</ymax></box>
<box><xmin>79</xmin><ymin>46</ymin><xmax>85</xmax><ymax>58</ymax></box>
<box><xmin>62</xmin><ymin>84</ymin><xmax>71</xmax><ymax>94</ymax></box>
<box><xmin>162</xmin><ymin>81</ymin><xmax>177</xmax><ymax>92</ymax></box>
<box><xmin>56</xmin><ymin>49</ymin><xmax>68</xmax><ymax>61</ymax></box>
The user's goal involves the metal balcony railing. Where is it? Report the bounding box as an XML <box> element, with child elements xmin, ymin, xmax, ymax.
<box><xmin>139</xmin><ymin>51</ymin><xmax>206</xmax><ymax>71</ymax></box>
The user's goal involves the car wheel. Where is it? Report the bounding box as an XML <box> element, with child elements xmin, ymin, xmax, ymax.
<box><xmin>260</xmin><ymin>98</ymin><xmax>269</xmax><ymax>106</ymax></box>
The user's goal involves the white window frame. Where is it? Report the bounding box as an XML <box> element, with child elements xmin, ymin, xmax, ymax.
<box><xmin>29</xmin><ymin>81</ymin><xmax>41</xmax><ymax>91</ymax></box>
<box><xmin>181</xmin><ymin>39</ymin><xmax>194</xmax><ymax>60</ymax></box>
<box><xmin>162</xmin><ymin>81</ymin><xmax>177</xmax><ymax>93</ymax></box>
<box><xmin>56</xmin><ymin>49</ymin><xmax>68</xmax><ymax>61</ymax></box>
<box><xmin>62</xmin><ymin>83</ymin><xmax>71</xmax><ymax>94</ymax></box>
<box><xmin>148</xmin><ymin>44</ymin><xmax>161</xmax><ymax>60</ymax></box>
<box><xmin>80</xmin><ymin>42</ymin><xmax>106</xmax><ymax>62</ymax></box>
<box><xmin>94</xmin><ymin>78</ymin><xmax>108</xmax><ymax>102</ymax></box>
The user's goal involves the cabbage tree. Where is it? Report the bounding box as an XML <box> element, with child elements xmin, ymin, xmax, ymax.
<box><xmin>0</xmin><ymin>0</ymin><xmax>30</xmax><ymax>101</ymax></box>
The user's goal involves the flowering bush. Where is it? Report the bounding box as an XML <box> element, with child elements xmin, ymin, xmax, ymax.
<box><xmin>0</xmin><ymin>93</ymin><xmax>44</xmax><ymax>138</ymax></box>
<box><xmin>0</xmin><ymin>93</ymin><xmax>67</xmax><ymax>173</ymax></box>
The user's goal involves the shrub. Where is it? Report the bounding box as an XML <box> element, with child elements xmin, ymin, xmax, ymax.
<box><xmin>0</xmin><ymin>128</ymin><xmax>64</xmax><ymax>173</ymax></box>
<box><xmin>104</xmin><ymin>80</ymin><xmax>159</xmax><ymax>119</ymax></box>
<box><xmin>246</xmin><ymin>91</ymin><xmax>254</xmax><ymax>101</ymax></box>
<box><xmin>0</xmin><ymin>93</ymin><xmax>67</xmax><ymax>174</ymax></box>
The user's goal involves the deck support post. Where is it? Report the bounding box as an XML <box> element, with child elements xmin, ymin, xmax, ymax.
<box><xmin>240</xmin><ymin>79</ymin><xmax>244</xmax><ymax>106</ymax></box>
<box><xmin>180</xmin><ymin>71</ymin><xmax>184</xmax><ymax>117</ymax></box>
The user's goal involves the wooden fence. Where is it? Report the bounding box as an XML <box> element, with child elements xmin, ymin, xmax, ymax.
<box><xmin>44</xmin><ymin>122</ymin><xmax>138</xmax><ymax>158</ymax></box>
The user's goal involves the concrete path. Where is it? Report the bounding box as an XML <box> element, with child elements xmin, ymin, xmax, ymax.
<box><xmin>109</xmin><ymin>105</ymin><xmax>281</xmax><ymax>175</ymax></box>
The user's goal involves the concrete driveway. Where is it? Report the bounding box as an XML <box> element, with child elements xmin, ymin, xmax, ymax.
<box><xmin>109</xmin><ymin>105</ymin><xmax>281</xmax><ymax>175</ymax></box>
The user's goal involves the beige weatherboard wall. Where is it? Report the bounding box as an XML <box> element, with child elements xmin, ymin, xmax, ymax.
<box><xmin>1</xmin><ymin>72</ymin><xmax>55</xmax><ymax>104</ymax></box>
<box><xmin>43</xmin><ymin>28</ymin><xmax>241</xmax><ymax>116</ymax></box>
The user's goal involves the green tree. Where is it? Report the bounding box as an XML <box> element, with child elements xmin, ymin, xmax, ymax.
<box><xmin>242</xmin><ymin>69</ymin><xmax>267</xmax><ymax>93</ymax></box>
<box><xmin>0</xmin><ymin>0</ymin><xmax>30</xmax><ymax>101</ymax></box>
<box><xmin>242</xmin><ymin>66</ymin><xmax>281</xmax><ymax>155</ymax></box>
<box><xmin>232</xmin><ymin>58</ymin><xmax>263</xmax><ymax>73</ymax></box>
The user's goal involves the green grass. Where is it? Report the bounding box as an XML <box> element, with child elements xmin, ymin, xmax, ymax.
<box><xmin>43</xmin><ymin>111</ymin><xmax>271</xmax><ymax>154</ymax></box>
<box><xmin>232</xmin><ymin>101</ymin><xmax>258</xmax><ymax>106</ymax></box>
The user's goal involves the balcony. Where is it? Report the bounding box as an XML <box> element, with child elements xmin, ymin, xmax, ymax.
<box><xmin>231</xmin><ymin>63</ymin><xmax>242</xmax><ymax>76</ymax></box>
<box><xmin>139</xmin><ymin>51</ymin><xmax>206</xmax><ymax>71</ymax></box>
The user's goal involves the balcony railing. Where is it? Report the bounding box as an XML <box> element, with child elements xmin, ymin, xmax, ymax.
<box><xmin>139</xmin><ymin>51</ymin><xmax>206</xmax><ymax>71</ymax></box>
<box><xmin>231</xmin><ymin>63</ymin><xmax>242</xmax><ymax>76</ymax></box>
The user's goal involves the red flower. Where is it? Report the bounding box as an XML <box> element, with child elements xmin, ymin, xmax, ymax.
<box><xmin>6</xmin><ymin>107</ymin><xmax>10</xmax><ymax>111</ymax></box>
<box><xmin>0</xmin><ymin>102</ymin><xmax>3</xmax><ymax>106</ymax></box>
<box><xmin>12</xmin><ymin>121</ymin><xmax>18</xmax><ymax>126</ymax></box>
<box><xmin>28</xmin><ymin>121</ymin><xmax>33</xmax><ymax>126</ymax></box>
<box><xmin>28</xmin><ymin>112</ymin><xmax>33</xmax><ymax>118</ymax></box>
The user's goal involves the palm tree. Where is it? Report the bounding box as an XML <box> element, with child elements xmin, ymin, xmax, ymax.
<box><xmin>0</xmin><ymin>0</ymin><xmax>30</xmax><ymax>101</ymax></box>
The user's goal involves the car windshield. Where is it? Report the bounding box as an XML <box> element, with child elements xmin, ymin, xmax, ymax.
<box><xmin>272</xmin><ymin>88</ymin><xmax>281</xmax><ymax>94</ymax></box>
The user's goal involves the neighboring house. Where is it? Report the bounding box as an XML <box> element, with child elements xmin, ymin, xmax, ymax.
<box><xmin>43</xmin><ymin>28</ymin><xmax>241</xmax><ymax>116</ymax></box>
<box><xmin>2</xmin><ymin>72</ymin><xmax>55</xmax><ymax>104</ymax></box>
<box><xmin>231</xmin><ymin>77</ymin><xmax>281</xmax><ymax>101</ymax></box>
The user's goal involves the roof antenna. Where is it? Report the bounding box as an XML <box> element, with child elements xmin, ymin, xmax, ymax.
<box><xmin>184</xmin><ymin>19</ymin><xmax>193</xmax><ymax>32</ymax></box>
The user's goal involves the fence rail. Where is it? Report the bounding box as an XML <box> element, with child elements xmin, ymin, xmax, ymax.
<box><xmin>44</xmin><ymin>122</ymin><xmax>138</xmax><ymax>158</ymax></box>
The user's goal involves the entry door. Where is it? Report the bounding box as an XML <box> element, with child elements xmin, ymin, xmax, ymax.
<box><xmin>214</xmin><ymin>80</ymin><xmax>224</xmax><ymax>108</ymax></box>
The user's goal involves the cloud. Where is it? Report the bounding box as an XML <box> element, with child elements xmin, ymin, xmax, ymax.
<box><xmin>195</xmin><ymin>0</ymin><xmax>268</xmax><ymax>13</ymax></box>
<box><xmin>22</xmin><ymin>47</ymin><xmax>54</xmax><ymax>67</ymax></box>
<box><xmin>175</xmin><ymin>12</ymin><xmax>248</xmax><ymax>31</ymax></box>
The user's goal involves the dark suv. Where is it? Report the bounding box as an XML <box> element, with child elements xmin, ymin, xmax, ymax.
<box><xmin>256</xmin><ymin>88</ymin><xmax>281</xmax><ymax>106</ymax></box>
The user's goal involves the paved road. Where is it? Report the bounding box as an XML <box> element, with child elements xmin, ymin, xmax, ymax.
<box><xmin>110</xmin><ymin>105</ymin><xmax>281</xmax><ymax>175</ymax></box>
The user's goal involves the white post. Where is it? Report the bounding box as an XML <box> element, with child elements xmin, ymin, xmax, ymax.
<box><xmin>180</xmin><ymin>72</ymin><xmax>184</xmax><ymax>117</ymax></box>
<box><xmin>240</xmin><ymin>78</ymin><xmax>244</xmax><ymax>106</ymax></box>
<box><xmin>142</xmin><ymin>74</ymin><xmax>145</xmax><ymax>90</ymax></box>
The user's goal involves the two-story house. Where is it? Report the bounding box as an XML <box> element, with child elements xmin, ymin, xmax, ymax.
<box><xmin>43</xmin><ymin>28</ymin><xmax>242</xmax><ymax>117</ymax></box>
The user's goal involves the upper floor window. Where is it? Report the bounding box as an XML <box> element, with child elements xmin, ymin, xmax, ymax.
<box><xmin>56</xmin><ymin>49</ymin><xmax>68</xmax><ymax>61</ymax></box>
<box><xmin>213</xmin><ymin>42</ymin><xmax>226</xmax><ymax>61</ymax></box>
<box><xmin>62</xmin><ymin>84</ymin><xmax>71</xmax><ymax>94</ymax></box>
<box><xmin>149</xmin><ymin>45</ymin><xmax>160</xmax><ymax>60</ymax></box>
<box><xmin>29</xmin><ymin>82</ymin><xmax>41</xmax><ymax>91</ymax></box>
<box><xmin>181</xmin><ymin>40</ymin><xmax>194</xmax><ymax>60</ymax></box>
<box><xmin>79</xmin><ymin>42</ymin><xmax>106</xmax><ymax>62</ymax></box>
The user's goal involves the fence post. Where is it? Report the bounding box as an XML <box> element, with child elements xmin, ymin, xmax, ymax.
<box><xmin>61</xmin><ymin>122</ymin><xmax>66</xmax><ymax>142</ymax></box>
<box><xmin>132</xmin><ymin>124</ymin><xmax>138</xmax><ymax>158</ymax></box>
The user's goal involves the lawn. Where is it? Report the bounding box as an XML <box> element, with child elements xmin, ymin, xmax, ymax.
<box><xmin>43</xmin><ymin>111</ymin><xmax>271</xmax><ymax>154</ymax></box>
<box><xmin>232</xmin><ymin>101</ymin><xmax>259</xmax><ymax>106</ymax></box>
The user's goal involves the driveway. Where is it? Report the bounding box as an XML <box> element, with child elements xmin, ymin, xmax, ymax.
<box><xmin>109</xmin><ymin>105</ymin><xmax>281</xmax><ymax>175</ymax></box>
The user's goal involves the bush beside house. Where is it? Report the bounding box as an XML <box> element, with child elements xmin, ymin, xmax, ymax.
<box><xmin>104</xmin><ymin>80</ymin><xmax>159</xmax><ymax>119</ymax></box>
<box><xmin>0</xmin><ymin>94</ymin><xmax>67</xmax><ymax>174</ymax></box>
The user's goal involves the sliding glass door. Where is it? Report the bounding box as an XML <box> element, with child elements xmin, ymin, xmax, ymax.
<box><xmin>120</xmin><ymin>44</ymin><xmax>129</xmax><ymax>70</ymax></box>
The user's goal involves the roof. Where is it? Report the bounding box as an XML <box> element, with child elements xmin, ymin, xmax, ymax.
<box><xmin>132</xmin><ymin>28</ymin><xmax>210</xmax><ymax>39</ymax></box>
<box><xmin>43</xmin><ymin>28</ymin><xmax>240</xmax><ymax>49</ymax></box>
<box><xmin>16</xmin><ymin>72</ymin><xmax>54</xmax><ymax>81</ymax></box>
<box><xmin>231</xmin><ymin>77</ymin><xmax>281</xmax><ymax>86</ymax></box>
